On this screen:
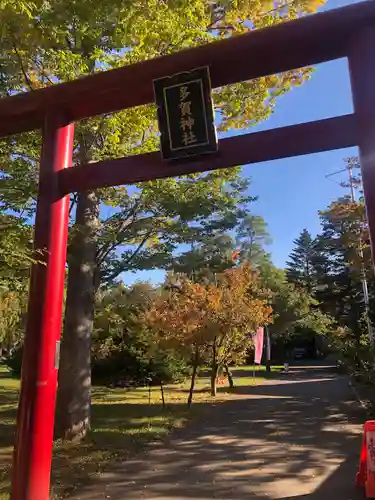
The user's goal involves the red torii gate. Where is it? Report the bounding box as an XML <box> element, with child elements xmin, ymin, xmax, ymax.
<box><xmin>3</xmin><ymin>1</ymin><xmax>375</xmax><ymax>498</ymax></box>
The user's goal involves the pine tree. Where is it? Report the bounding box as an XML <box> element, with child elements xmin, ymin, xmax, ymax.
<box><xmin>314</xmin><ymin>196</ymin><xmax>373</xmax><ymax>340</ymax></box>
<box><xmin>236</xmin><ymin>215</ymin><xmax>272</xmax><ymax>267</ymax></box>
<box><xmin>286</xmin><ymin>229</ymin><xmax>316</xmax><ymax>293</ymax></box>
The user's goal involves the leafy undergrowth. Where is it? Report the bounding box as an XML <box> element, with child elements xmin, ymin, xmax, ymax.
<box><xmin>0</xmin><ymin>365</ymin><xmax>279</xmax><ymax>499</ymax></box>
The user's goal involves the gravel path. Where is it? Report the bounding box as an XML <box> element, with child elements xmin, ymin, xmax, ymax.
<box><xmin>73</xmin><ymin>365</ymin><xmax>364</xmax><ymax>499</ymax></box>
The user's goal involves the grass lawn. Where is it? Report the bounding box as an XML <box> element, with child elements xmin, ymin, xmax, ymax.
<box><xmin>0</xmin><ymin>363</ymin><xmax>281</xmax><ymax>499</ymax></box>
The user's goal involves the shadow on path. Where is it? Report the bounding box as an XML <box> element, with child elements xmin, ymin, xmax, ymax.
<box><xmin>74</xmin><ymin>366</ymin><xmax>364</xmax><ymax>499</ymax></box>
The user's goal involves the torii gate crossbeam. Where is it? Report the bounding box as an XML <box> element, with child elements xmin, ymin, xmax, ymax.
<box><xmin>2</xmin><ymin>2</ymin><xmax>375</xmax><ymax>498</ymax></box>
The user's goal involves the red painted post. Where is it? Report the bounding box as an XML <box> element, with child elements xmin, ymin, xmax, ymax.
<box><xmin>11</xmin><ymin>115</ymin><xmax>74</xmax><ymax>500</ymax></box>
<box><xmin>348</xmin><ymin>28</ymin><xmax>375</xmax><ymax>269</ymax></box>
<box><xmin>348</xmin><ymin>28</ymin><xmax>375</xmax><ymax>348</ymax></box>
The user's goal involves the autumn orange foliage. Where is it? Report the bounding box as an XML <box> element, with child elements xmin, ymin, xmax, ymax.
<box><xmin>146</xmin><ymin>265</ymin><xmax>272</xmax><ymax>401</ymax></box>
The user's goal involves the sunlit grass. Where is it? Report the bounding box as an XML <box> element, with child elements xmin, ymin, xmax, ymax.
<box><xmin>0</xmin><ymin>366</ymin><xmax>19</xmax><ymax>499</ymax></box>
<box><xmin>0</xmin><ymin>364</ymin><xmax>279</xmax><ymax>498</ymax></box>
<box><xmin>236</xmin><ymin>364</ymin><xmax>284</xmax><ymax>372</ymax></box>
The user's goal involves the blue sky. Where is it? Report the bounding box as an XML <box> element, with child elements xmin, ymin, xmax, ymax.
<box><xmin>123</xmin><ymin>0</ymin><xmax>363</xmax><ymax>285</ymax></box>
<box><xmin>245</xmin><ymin>0</ymin><xmax>362</xmax><ymax>268</ymax></box>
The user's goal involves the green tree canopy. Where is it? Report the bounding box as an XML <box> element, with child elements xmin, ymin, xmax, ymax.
<box><xmin>286</xmin><ymin>229</ymin><xmax>316</xmax><ymax>293</ymax></box>
<box><xmin>236</xmin><ymin>214</ymin><xmax>272</xmax><ymax>266</ymax></box>
<box><xmin>0</xmin><ymin>0</ymin><xmax>327</xmax><ymax>439</ymax></box>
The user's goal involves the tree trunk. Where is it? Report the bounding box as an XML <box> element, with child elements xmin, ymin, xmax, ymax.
<box><xmin>160</xmin><ymin>382</ymin><xmax>165</xmax><ymax>409</ymax></box>
<box><xmin>266</xmin><ymin>327</ymin><xmax>271</xmax><ymax>373</ymax></box>
<box><xmin>224</xmin><ymin>364</ymin><xmax>234</xmax><ymax>389</ymax></box>
<box><xmin>210</xmin><ymin>341</ymin><xmax>218</xmax><ymax>397</ymax></box>
<box><xmin>56</xmin><ymin>190</ymin><xmax>99</xmax><ymax>440</ymax></box>
<box><xmin>188</xmin><ymin>346</ymin><xmax>199</xmax><ymax>408</ymax></box>
<box><xmin>210</xmin><ymin>362</ymin><xmax>219</xmax><ymax>396</ymax></box>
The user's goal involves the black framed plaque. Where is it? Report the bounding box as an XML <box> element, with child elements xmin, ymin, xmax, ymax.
<box><xmin>153</xmin><ymin>66</ymin><xmax>218</xmax><ymax>161</ymax></box>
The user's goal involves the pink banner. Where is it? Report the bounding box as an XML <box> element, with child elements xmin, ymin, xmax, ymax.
<box><xmin>253</xmin><ymin>327</ymin><xmax>264</xmax><ymax>364</ymax></box>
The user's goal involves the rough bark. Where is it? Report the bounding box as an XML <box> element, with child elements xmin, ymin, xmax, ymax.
<box><xmin>56</xmin><ymin>189</ymin><xmax>99</xmax><ymax>440</ymax></box>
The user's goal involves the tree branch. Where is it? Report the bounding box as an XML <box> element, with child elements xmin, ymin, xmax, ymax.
<box><xmin>96</xmin><ymin>193</ymin><xmax>146</xmax><ymax>264</ymax></box>
<box><xmin>96</xmin><ymin>212</ymin><xmax>149</xmax><ymax>266</ymax></box>
<box><xmin>69</xmin><ymin>193</ymin><xmax>78</xmax><ymax>216</ymax></box>
<box><xmin>10</xmin><ymin>36</ymin><xmax>34</xmax><ymax>91</ymax></box>
<box><xmin>33</xmin><ymin>59</ymin><xmax>55</xmax><ymax>86</ymax></box>
<box><xmin>104</xmin><ymin>231</ymin><xmax>155</xmax><ymax>282</ymax></box>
